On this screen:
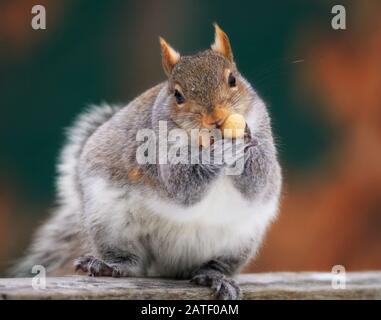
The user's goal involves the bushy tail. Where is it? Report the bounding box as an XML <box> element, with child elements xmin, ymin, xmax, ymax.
<box><xmin>10</xmin><ymin>206</ymin><xmax>83</xmax><ymax>277</ymax></box>
<box><xmin>56</xmin><ymin>104</ymin><xmax>122</xmax><ymax>206</ymax></box>
<box><xmin>10</xmin><ymin>104</ymin><xmax>121</xmax><ymax>277</ymax></box>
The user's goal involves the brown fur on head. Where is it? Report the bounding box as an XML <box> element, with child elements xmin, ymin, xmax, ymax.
<box><xmin>159</xmin><ymin>24</ymin><xmax>253</xmax><ymax>132</ymax></box>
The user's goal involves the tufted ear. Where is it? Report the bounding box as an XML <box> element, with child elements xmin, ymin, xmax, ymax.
<box><xmin>159</xmin><ymin>37</ymin><xmax>180</xmax><ymax>76</ymax></box>
<box><xmin>211</xmin><ymin>23</ymin><xmax>233</xmax><ymax>62</ymax></box>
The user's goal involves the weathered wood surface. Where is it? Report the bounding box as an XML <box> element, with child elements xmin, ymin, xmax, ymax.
<box><xmin>0</xmin><ymin>272</ymin><xmax>380</xmax><ymax>300</ymax></box>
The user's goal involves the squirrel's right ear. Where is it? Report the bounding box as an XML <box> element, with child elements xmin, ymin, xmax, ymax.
<box><xmin>211</xmin><ymin>23</ymin><xmax>233</xmax><ymax>62</ymax></box>
<box><xmin>159</xmin><ymin>37</ymin><xmax>180</xmax><ymax>76</ymax></box>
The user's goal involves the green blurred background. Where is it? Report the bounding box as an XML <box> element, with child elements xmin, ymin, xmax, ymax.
<box><xmin>1</xmin><ymin>0</ymin><xmax>381</xmax><ymax>275</ymax></box>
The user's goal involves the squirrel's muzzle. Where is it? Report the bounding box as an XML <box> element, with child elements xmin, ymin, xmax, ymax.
<box><xmin>201</xmin><ymin>105</ymin><xmax>230</xmax><ymax>129</ymax></box>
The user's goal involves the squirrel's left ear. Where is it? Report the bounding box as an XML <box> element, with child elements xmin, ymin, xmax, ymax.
<box><xmin>211</xmin><ymin>23</ymin><xmax>233</xmax><ymax>62</ymax></box>
<box><xmin>159</xmin><ymin>37</ymin><xmax>180</xmax><ymax>76</ymax></box>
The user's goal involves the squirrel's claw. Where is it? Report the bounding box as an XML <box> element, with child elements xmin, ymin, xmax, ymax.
<box><xmin>190</xmin><ymin>272</ymin><xmax>241</xmax><ymax>300</ymax></box>
<box><xmin>74</xmin><ymin>255</ymin><xmax>117</xmax><ymax>277</ymax></box>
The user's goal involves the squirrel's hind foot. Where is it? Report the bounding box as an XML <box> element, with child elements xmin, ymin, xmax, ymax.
<box><xmin>190</xmin><ymin>271</ymin><xmax>241</xmax><ymax>300</ymax></box>
<box><xmin>74</xmin><ymin>255</ymin><xmax>123</xmax><ymax>277</ymax></box>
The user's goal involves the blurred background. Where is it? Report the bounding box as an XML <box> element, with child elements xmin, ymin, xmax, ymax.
<box><xmin>1</xmin><ymin>0</ymin><xmax>381</xmax><ymax>276</ymax></box>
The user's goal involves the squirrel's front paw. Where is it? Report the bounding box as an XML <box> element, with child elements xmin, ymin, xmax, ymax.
<box><xmin>191</xmin><ymin>272</ymin><xmax>241</xmax><ymax>300</ymax></box>
<box><xmin>74</xmin><ymin>255</ymin><xmax>121</xmax><ymax>277</ymax></box>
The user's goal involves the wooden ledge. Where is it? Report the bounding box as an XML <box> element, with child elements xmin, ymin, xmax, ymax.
<box><xmin>0</xmin><ymin>272</ymin><xmax>380</xmax><ymax>300</ymax></box>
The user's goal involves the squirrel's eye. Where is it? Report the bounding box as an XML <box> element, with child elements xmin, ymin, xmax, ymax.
<box><xmin>174</xmin><ymin>89</ymin><xmax>185</xmax><ymax>105</ymax></box>
<box><xmin>228</xmin><ymin>73</ymin><xmax>236</xmax><ymax>88</ymax></box>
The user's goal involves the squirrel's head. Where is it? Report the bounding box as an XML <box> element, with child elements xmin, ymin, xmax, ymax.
<box><xmin>159</xmin><ymin>24</ymin><xmax>255</xmax><ymax>132</ymax></box>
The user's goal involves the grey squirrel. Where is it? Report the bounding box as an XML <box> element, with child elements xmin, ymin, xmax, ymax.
<box><xmin>12</xmin><ymin>24</ymin><xmax>282</xmax><ymax>300</ymax></box>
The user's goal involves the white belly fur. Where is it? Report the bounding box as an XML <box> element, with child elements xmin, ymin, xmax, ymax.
<box><xmin>139</xmin><ymin>176</ymin><xmax>279</xmax><ymax>276</ymax></box>
<box><xmin>83</xmin><ymin>176</ymin><xmax>279</xmax><ymax>277</ymax></box>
